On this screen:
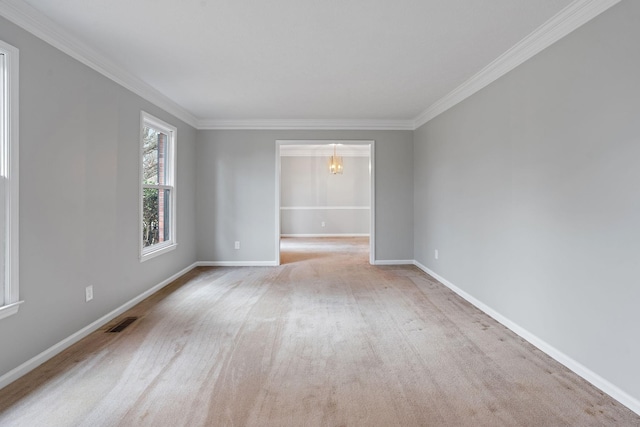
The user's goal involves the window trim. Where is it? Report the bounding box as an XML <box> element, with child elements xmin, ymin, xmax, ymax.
<box><xmin>139</xmin><ymin>111</ymin><xmax>177</xmax><ymax>262</ymax></box>
<box><xmin>0</xmin><ymin>40</ymin><xmax>21</xmax><ymax>320</ymax></box>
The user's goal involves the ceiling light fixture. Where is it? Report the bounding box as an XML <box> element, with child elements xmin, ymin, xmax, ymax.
<box><xmin>329</xmin><ymin>144</ymin><xmax>343</xmax><ymax>175</ymax></box>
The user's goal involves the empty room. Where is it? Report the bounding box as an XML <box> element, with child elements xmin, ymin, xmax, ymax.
<box><xmin>0</xmin><ymin>0</ymin><xmax>639</xmax><ymax>425</ymax></box>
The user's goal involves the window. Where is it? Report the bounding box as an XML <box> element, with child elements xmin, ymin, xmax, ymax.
<box><xmin>140</xmin><ymin>112</ymin><xmax>176</xmax><ymax>261</ymax></box>
<box><xmin>0</xmin><ymin>40</ymin><xmax>20</xmax><ymax>320</ymax></box>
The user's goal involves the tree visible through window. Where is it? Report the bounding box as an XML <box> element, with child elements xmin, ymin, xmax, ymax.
<box><xmin>140</xmin><ymin>112</ymin><xmax>176</xmax><ymax>260</ymax></box>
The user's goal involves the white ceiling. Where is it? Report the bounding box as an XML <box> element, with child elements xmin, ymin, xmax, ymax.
<box><xmin>2</xmin><ymin>0</ymin><xmax>613</xmax><ymax>128</ymax></box>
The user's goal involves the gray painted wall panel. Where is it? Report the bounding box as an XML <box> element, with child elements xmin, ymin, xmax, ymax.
<box><xmin>196</xmin><ymin>130</ymin><xmax>413</xmax><ymax>262</ymax></box>
<box><xmin>0</xmin><ymin>17</ymin><xmax>197</xmax><ymax>378</ymax></box>
<box><xmin>281</xmin><ymin>209</ymin><xmax>370</xmax><ymax>235</ymax></box>
<box><xmin>414</xmin><ymin>1</ymin><xmax>640</xmax><ymax>402</ymax></box>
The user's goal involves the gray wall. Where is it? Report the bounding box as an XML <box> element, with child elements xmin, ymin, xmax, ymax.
<box><xmin>196</xmin><ymin>130</ymin><xmax>413</xmax><ymax>262</ymax></box>
<box><xmin>414</xmin><ymin>1</ymin><xmax>640</xmax><ymax>403</ymax></box>
<box><xmin>0</xmin><ymin>17</ymin><xmax>197</xmax><ymax>378</ymax></box>
<box><xmin>281</xmin><ymin>155</ymin><xmax>370</xmax><ymax>235</ymax></box>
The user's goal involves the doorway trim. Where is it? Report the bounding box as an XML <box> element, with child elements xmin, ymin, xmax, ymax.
<box><xmin>275</xmin><ymin>140</ymin><xmax>375</xmax><ymax>265</ymax></box>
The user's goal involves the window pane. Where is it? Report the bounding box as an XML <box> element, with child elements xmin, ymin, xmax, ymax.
<box><xmin>142</xmin><ymin>188</ymin><xmax>171</xmax><ymax>248</ymax></box>
<box><xmin>140</xmin><ymin>112</ymin><xmax>175</xmax><ymax>260</ymax></box>
<box><xmin>142</xmin><ymin>126</ymin><xmax>159</xmax><ymax>185</ymax></box>
<box><xmin>142</xmin><ymin>127</ymin><xmax>169</xmax><ymax>186</ymax></box>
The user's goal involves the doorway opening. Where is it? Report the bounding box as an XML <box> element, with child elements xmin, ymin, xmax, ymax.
<box><xmin>275</xmin><ymin>140</ymin><xmax>375</xmax><ymax>265</ymax></box>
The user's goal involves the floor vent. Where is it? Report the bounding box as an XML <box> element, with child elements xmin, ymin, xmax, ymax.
<box><xmin>106</xmin><ymin>317</ymin><xmax>138</xmax><ymax>333</ymax></box>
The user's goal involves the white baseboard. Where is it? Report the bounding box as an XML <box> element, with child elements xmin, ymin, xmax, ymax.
<box><xmin>373</xmin><ymin>259</ymin><xmax>414</xmax><ymax>265</ymax></box>
<box><xmin>280</xmin><ymin>234</ymin><xmax>369</xmax><ymax>238</ymax></box>
<box><xmin>196</xmin><ymin>260</ymin><xmax>278</xmax><ymax>267</ymax></box>
<box><xmin>412</xmin><ymin>260</ymin><xmax>640</xmax><ymax>416</ymax></box>
<box><xmin>0</xmin><ymin>262</ymin><xmax>199</xmax><ymax>390</ymax></box>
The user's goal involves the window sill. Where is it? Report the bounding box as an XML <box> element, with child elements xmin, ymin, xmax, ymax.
<box><xmin>0</xmin><ymin>300</ymin><xmax>24</xmax><ymax>320</ymax></box>
<box><xmin>140</xmin><ymin>242</ymin><xmax>177</xmax><ymax>262</ymax></box>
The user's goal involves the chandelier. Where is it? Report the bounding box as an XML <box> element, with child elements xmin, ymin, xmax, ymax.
<box><xmin>329</xmin><ymin>144</ymin><xmax>343</xmax><ymax>174</ymax></box>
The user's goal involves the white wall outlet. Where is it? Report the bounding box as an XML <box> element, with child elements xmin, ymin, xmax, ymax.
<box><xmin>234</xmin><ymin>241</ymin><xmax>240</xmax><ymax>250</ymax></box>
<box><xmin>321</xmin><ymin>221</ymin><xmax>326</xmax><ymax>227</ymax></box>
<box><xmin>85</xmin><ymin>285</ymin><xmax>93</xmax><ymax>302</ymax></box>
<box><xmin>434</xmin><ymin>249</ymin><xmax>439</xmax><ymax>260</ymax></box>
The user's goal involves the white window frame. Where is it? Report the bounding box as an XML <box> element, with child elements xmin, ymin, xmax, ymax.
<box><xmin>0</xmin><ymin>40</ymin><xmax>21</xmax><ymax>320</ymax></box>
<box><xmin>139</xmin><ymin>111</ymin><xmax>177</xmax><ymax>262</ymax></box>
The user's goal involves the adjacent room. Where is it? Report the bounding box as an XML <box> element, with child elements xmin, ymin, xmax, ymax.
<box><xmin>278</xmin><ymin>142</ymin><xmax>373</xmax><ymax>263</ymax></box>
<box><xmin>0</xmin><ymin>0</ymin><xmax>638</xmax><ymax>425</ymax></box>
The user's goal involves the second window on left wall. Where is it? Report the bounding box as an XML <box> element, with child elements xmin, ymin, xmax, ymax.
<box><xmin>140</xmin><ymin>112</ymin><xmax>176</xmax><ymax>261</ymax></box>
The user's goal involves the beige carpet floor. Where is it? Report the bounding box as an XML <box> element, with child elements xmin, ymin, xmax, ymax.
<box><xmin>0</xmin><ymin>237</ymin><xmax>638</xmax><ymax>426</ymax></box>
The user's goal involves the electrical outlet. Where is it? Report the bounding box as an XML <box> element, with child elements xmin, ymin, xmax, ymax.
<box><xmin>234</xmin><ymin>241</ymin><xmax>240</xmax><ymax>250</ymax></box>
<box><xmin>434</xmin><ymin>249</ymin><xmax>439</xmax><ymax>260</ymax></box>
<box><xmin>321</xmin><ymin>221</ymin><xmax>325</xmax><ymax>227</ymax></box>
<box><xmin>85</xmin><ymin>285</ymin><xmax>93</xmax><ymax>302</ymax></box>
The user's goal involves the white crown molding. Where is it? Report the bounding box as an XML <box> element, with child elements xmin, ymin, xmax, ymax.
<box><xmin>413</xmin><ymin>0</ymin><xmax>622</xmax><ymax>129</ymax></box>
<box><xmin>0</xmin><ymin>0</ymin><xmax>199</xmax><ymax>128</ymax></box>
<box><xmin>197</xmin><ymin>119</ymin><xmax>414</xmax><ymax>131</ymax></box>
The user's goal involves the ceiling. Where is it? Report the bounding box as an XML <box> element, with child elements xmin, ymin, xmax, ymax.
<box><xmin>2</xmin><ymin>0</ymin><xmax>608</xmax><ymax>128</ymax></box>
